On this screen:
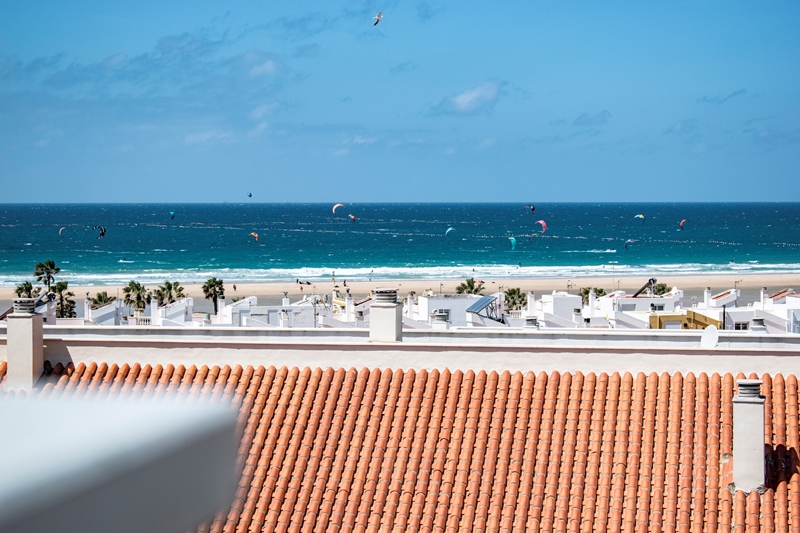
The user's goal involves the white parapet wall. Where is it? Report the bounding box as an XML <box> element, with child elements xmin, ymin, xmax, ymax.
<box><xmin>1</xmin><ymin>325</ymin><xmax>799</xmax><ymax>376</ymax></box>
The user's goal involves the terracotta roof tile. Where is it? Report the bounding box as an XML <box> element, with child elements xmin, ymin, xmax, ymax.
<box><xmin>3</xmin><ymin>363</ymin><xmax>799</xmax><ymax>532</ymax></box>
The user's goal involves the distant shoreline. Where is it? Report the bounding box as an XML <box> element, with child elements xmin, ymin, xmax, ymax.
<box><xmin>2</xmin><ymin>272</ymin><xmax>797</xmax><ymax>315</ymax></box>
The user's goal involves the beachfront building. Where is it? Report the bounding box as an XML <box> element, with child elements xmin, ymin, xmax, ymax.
<box><xmin>752</xmin><ymin>288</ymin><xmax>800</xmax><ymax>334</ymax></box>
<box><xmin>680</xmin><ymin>287</ymin><xmax>800</xmax><ymax>334</ymax></box>
<box><xmin>403</xmin><ymin>291</ymin><xmax>507</xmax><ymax>328</ymax></box>
<box><xmin>1</xmin><ymin>292</ymin><xmax>800</xmax><ymax>532</ymax></box>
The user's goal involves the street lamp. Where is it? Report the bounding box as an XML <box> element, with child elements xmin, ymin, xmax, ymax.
<box><xmin>734</xmin><ymin>279</ymin><xmax>743</xmax><ymax>290</ymax></box>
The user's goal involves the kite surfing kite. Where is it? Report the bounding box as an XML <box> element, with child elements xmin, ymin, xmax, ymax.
<box><xmin>535</xmin><ymin>220</ymin><xmax>547</xmax><ymax>233</ymax></box>
<box><xmin>248</xmin><ymin>232</ymin><xmax>259</xmax><ymax>242</ymax></box>
<box><xmin>349</xmin><ymin>214</ymin><xmax>357</xmax><ymax>223</ymax></box>
<box><xmin>332</xmin><ymin>203</ymin><xmax>344</xmax><ymax>214</ymax></box>
<box><xmin>445</xmin><ymin>227</ymin><xmax>455</xmax><ymax>237</ymax></box>
<box><xmin>58</xmin><ymin>226</ymin><xmax>66</xmax><ymax>236</ymax></box>
<box><xmin>679</xmin><ymin>219</ymin><xmax>687</xmax><ymax>230</ymax></box>
<box><xmin>508</xmin><ymin>237</ymin><xmax>517</xmax><ymax>251</ymax></box>
<box><xmin>169</xmin><ymin>211</ymin><xmax>175</xmax><ymax>220</ymax></box>
<box><xmin>247</xmin><ymin>192</ymin><xmax>252</xmax><ymax>198</ymax></box>
<box><xmin>634</xmin><ymin>214</ymin><xmax>645</xmax><ymax>222</ymax></box>
<box><xmin>93</xmin><ymin>225</ymin><xmax>106</xmax><ymax>239</ymax></box>
<box><xmin>624</xmin><ymin>239</ymin><xmax>637</xmax><ymax>250</ymax></box>
<box><xmin>524</xmin><ymin>204</ymin><xmax>536</xmax><ymax>214</ymax></box>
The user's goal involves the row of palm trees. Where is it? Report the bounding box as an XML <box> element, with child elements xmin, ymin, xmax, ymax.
<box><xmin>15</xmin><ymin>260</ymin><xmax>229</xmax><ymax>319</ymax></box>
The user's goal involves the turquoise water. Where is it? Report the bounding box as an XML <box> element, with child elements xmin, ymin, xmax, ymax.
<box><xmin>1</xmin><ymin>203</ymin><xmax>799</xmax><ymax>287</ymax></box>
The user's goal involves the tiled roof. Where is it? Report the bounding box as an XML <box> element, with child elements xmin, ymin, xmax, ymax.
<box><xmin>1</xmin><ymin>361</ymin><xmax>799</xmax><ymax>532</ymax></box>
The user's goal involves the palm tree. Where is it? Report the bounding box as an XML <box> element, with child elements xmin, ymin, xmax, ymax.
<box><xmin>52</xmin><ymin>281</ymin><xmax>76</xmax><ymax>318</ymax></box>
<box><xmin>123</xmin><ymin>281</ymin><xmax>151</xmax><ymax>312</ymax></box>
<box><xmin>14</xmin><ymin>281</ymin><xmax>41</xmax><ymax>299</ymax></box>
<box><xmin>654</xmin><ymin>283</ymin><xmax>670</xmax><ymax>296</ymax></box>
<box><xmin>504</xmin><ymin>287</ymin><xmax>527</xmax><ymax>310</ymax></box>
<box><xmin>580</xmin><ymin>287</ymin><xmax>607</xmax><ymax>305</ymax></box>
<box><xmin>154</xmin><ymin>280</ymin><xmax>185</xmax><ymax>307</ymax></box>
<box><xmin>455</xmin><ymin>278</ymin><xmax>485</xmax><ymax>295</ymax></box>
<box><xmin>90</xmin><ymin>291</ymin><xmax>116</xmax><ymax>309</ymax></box>
<box><xmin>202</xmin><ymin>277</ymin><xmax>225</xmax><ymax>314</ymax></box>
<box><xmin>34</xmin><ymin>260</ymin><xmax>60</xmax><ymax>291</ymax></box>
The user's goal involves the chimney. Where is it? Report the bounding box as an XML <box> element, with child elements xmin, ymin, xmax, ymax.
<box><xmin>282</xmin><ymin>291</ymin><xmax>290</xmax><ymax>306</ymax></box>
<box><xmin>345</xmin><ymin>293</ymin><xmax>354</xmax><ymax>322</ymax></box>
<box><xmin>406</xmin><ymin>292</ymin><xmax>416</xmax><ymax>319</ymax></box>
<box><xmin>526</xmin><ymin>291</ymin><xmax>535</xmax><ymax>315</ymax></box>
<box><xmin>6</xmin><ymin>298</ymin><xmax>44</xmax><ymax>391</ymax></box>
<box><xmin>760</xmin><ymin>287</ymin><xmax>768</xmax><ymax>306</ymax></box>
<box><xmin>733</xmin><ymin>379</ymin><xmax>765</xmax><ymax>492</ymax></box>
<box><xmin>704</xmin><ymin>287</ymin><xmax>712</xmax><ymax>308</ymax></box>
<box><xmin>369</xmin><ymin>288</ymin><xmax>402</xmax><ymax>342</ymax></box>
<box><xmin>588</xmin><ymin>288</ymin><xmax>596</xmax><ymax>318</ymax></box>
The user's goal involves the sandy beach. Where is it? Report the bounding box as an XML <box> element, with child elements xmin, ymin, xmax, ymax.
<box><xmin>2</xmin><ymin>273</ymin><xmax>798</xmax><ymax>315</ymax></box>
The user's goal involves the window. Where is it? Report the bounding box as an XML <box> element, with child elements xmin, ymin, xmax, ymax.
<box><xmin>734</xmin><ymin>322</ymin><xmax>749</xmax><ymax>331</ymax></box>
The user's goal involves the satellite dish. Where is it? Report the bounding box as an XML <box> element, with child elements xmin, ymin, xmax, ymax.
<box><xmin>700</xmin><ymin>325</ymin><xmax>719</xmax><ymax>350</ymax></box>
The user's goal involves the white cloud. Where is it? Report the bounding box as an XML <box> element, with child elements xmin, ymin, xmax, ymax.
<box><xmin>248</xmin><ymin>121</ymin><xmax>268</xmax><ymax>137</ymax></box>
<box><xmin>450</xmin><ymin>81</ymin><xmax>501</xmax><ymax>113</ymax></box>
<box><xmin>249</xmin><ymin>104</ymin><xmax>277</xmax><ymax>120</ymax></box>
<box><xmin>249</xmin><ymin>60</ymin><xmax>277</xmax><ymax>77</ymax></box>
<box><xmin>184</xmin><ymin>130</ymin><xmax>232</xmax><ymax>144</ymax></box>
<box><xmin>345</xmin><ymin>135</ymin><xmax>376</xmax><ymax>145</ymax></box>
<box><xmin>433</xmin><ymin>80</ymin><xmax>506</xmax><ymax>115</ymax></box>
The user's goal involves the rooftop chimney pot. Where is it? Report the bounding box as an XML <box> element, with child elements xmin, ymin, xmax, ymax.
<box><xmin>732</xmin><ymin>379</ymin><xmax>765</xmax><ymax>493</ymax></box>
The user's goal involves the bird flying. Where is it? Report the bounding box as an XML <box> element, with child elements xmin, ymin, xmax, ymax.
<box><xmin>373</xmin><ymin>12</ymin><xmax>382</xmax><ymax>25</ymax></box>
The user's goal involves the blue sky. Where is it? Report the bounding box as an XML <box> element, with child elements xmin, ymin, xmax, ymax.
<box><xmin>1</xmin><ymin>1</ymin><xmax>798</xmax><ymax>202</ymax></box>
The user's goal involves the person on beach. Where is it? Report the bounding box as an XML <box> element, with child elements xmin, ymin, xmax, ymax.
<box><xmin>233</xmin><ymin>284</ymin><xmax>237</xmax><ymax>291</ymax></box>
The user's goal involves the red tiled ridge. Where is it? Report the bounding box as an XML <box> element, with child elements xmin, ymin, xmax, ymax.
<box><xmin>2</xmin><ymin>365</ymin><xmax>799</xmax><ymax>533</ymax></box>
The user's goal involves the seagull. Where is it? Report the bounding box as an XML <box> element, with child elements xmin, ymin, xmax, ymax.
<box><xmin>373</xmin><ymin>12</ymin><xmax>382</xmax><ymax>25</ymax></box>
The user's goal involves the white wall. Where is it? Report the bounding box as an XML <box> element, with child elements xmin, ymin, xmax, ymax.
<box><xmin>1</xmin><ymin>325</ymin><xmax>799</xmax><ymax>376</ymax></box>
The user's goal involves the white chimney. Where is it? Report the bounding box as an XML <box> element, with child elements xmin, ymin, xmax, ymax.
<box><xmin>406</xmin><ymin>292</ymin><xmax>416</xmax><ymax>319</ymax></box>
<box><xmin>526</xmin><ymin>291</ymin><xmax>535</xmax><ymax>315</ymax></box>
<box><xmin>704</xmin><ymin>287</ymin><xmax>712</xmax><ymax>308</ymax></box>
<box><xmin>588</xmin><ymin>288</ymin><xmax>596</xmax><ymax>319</ymax></box>
<box><xmin>369</xmin><ymin>288</ymin><xmax>403</xmax><ymax>342</ymax></box>
<box><xmin>760</xmin><ymin>287</ymin><xmax>768</xmax><ymax>306</ymax></box>
<box><xmin>733</xmin><ymin>379</ymin><xmax>765</xmax><ymax>492</ymax></box>
<box><xmin>6</xmin><ymin>299</ymin><xmax>44</xmax><ymax>391</ymax></box>
<box><xmin>282</xmin><ymin>291</ymin><xmax>290</xmax><ymax>306</ymax></box>
<box><xmin>345</xmin><ymin>293</ymin><xmax>354</xmax><ymax>322</ymax></box>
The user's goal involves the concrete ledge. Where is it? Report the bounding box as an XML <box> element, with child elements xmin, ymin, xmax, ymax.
<box><xmin>0</xmin><ymin>325</ymin><xmax>799</xmax><ymax>375</ymax></box>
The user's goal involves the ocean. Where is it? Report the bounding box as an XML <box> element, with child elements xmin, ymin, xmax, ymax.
<box><xmin>1</xmin><ymin>203</ymin><xmax>799</xmax><ymax>287</ymax></box>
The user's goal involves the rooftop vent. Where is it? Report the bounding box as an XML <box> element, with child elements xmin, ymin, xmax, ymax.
<box><xmin>13</xmin><ymin>298</ymin><xmax>35</xmax><ymax>314</ymax></box>
<box><xmin>373</xmin><ymin>289</ymin><xmax>398</xmax><ymax>303</ymax></box>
